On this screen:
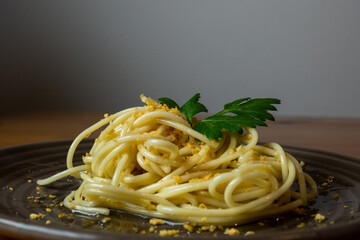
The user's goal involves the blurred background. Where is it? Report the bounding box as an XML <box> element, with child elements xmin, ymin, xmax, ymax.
<box><xmin>1</xmin><ymin>0</ymin><xmax>360</xmax><ymax>117</ymax></box>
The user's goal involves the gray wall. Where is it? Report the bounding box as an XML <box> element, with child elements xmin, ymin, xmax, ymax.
<box><xmin>1</xmin><ymin>0</ymin><xmax>360</xmax><ymax>117</ymax></box>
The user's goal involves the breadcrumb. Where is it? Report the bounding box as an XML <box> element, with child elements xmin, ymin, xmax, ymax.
<box><xmin>159</xmin><ymin>229</ymin><xmax>179</xmax><ymax>237</ymax></box>
<box><xmin>201</xmin><ymin>225</ymin><xmax>209</xmax><ymax>231</ymax></box>
<box><xmin>260</xmin><ymin>155</ymin><xmax>267</xmax><ymax>161</ymax></box>
<box><xmin>29</xmin><ymin>213</ymin><xmax>45</xmax><ymax>220</ymax></box>
<box><xmin>297</xmin><ymin>222</ymin><xmax>305</xmax><ymax>228</ymax></box>
<box><xmin>243</xmin><ymin>133</ymin><xmax>252</xmax><ymax>140</ymax></box>
<box><xmin>173</xmin><ymin>175</ymin><xmax>182</xmax><ymax>183</ymax></box>
<box><xmin>183</xmin><ymin>224</ymin><xmax>193</xmax><ymax>232</ymax></box>
<box><xmin>189</xmin><ymin>178</ymin><xmax>203</xmax><ymax>183</ymax></box>
<box><xmin>68</xmin><ymin>203</ymin><xmax>75</xmax><ymax>209</ymax></box>
<box><xmin>225</xmin><ymin>228</ymin><xmax>240</xmax><ymax>236</ymax></box>
<box><xmin>149</xmin><ymin>218</ymin><xmax>164</xmax><ymax>225</ymax></box>
<box><xmin>209</xmin><ymin>224</ymin><xmax>217</xmax><ymax>232</ymax></box>
<box><xmin>29</xmin><ymin>213</ymin><xmax>38</xmax><ymax>220</ymax></box>
<box><xmin>314</xmin><ymin>213</ymin><xmax>325</xmax><ymax>222</ymax></box>
<box><xmin>140</xmin><ymin>94</ymin><xmax>163</xmax><ymax>109</ymax></box>
<box><xmin>46</xmin><ymin>220</ymin><xmax>51</xmax><ymax>225</ymax></box>
<box><xmin>199</xmin><ymin>203</ymin><xmax>207</xmax><ymax>209</ymax></box>
<box><xmin>145</xmin><ymin>204</ymin><xmax>156</xmax><ymax>210</ymax></box>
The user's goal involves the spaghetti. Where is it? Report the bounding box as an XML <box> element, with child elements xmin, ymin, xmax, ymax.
<box><xmin>37</xmin><ymin>95</ymin><xmax>317</xmax><ymax>225</ymax></box>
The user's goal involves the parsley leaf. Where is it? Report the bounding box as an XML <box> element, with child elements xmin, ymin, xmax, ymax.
<box><xmin>180</xmin><ymin>93</ymin><xmax>208</xmax><ymax>124</ymax></box>
<box><xmin>158</xmin><ymin>94</ymin><xmax>280</xmax><ymax>140</ymax></box>
<box><xmin>158</xmin><ymin>97</ymin><xmax>180</xmax><ymax>110</ymax></box>
<box><xmin>194</xmin><ymin>98</ymin><xmax>280</xmax><ymax>139</ymax></box>
<box><xmin>159</xmin><ymin>93</ymin><xmax>208</xmax><ymax>125</ymax></box>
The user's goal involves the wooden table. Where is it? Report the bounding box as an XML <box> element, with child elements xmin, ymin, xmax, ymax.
<box><xmin>1</xmin><ymin>112</ymin><xmax>359</xmax><ymax>157</ymax></box>
<box><xmin>0</xmin><ymin>112</ymin><xmax>360</xmax><ymax>240</ymax></box>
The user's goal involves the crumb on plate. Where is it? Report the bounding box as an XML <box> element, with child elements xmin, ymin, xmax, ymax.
<box><xmin>314</xmin><ymin>213</ymin><xmax>325</xmax><ymax>222</ymax></box>
<box><xmin>159</xmin><ymin>229</ymin><xmax>179</xmax><ymax>237</ymax></box>
<box><xmin>149</xmin><ymin>218</ymin><xmax>164</xmax><ymax>225</ymax></box>
<box><xmin>225</xmin><ymin>228</ymin><xmax>239</xmax><ymax>236</ymax></box>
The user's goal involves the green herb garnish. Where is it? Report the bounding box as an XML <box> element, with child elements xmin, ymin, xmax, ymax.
<box><xmin>159</xmin><ymin>93</ymin><xmax>280</xmax><ymax>140</ymax></box>
<box><xmin>159</xmin><ymin>93</ymin><xmax>208</xmax><ymax>125</ymax></box>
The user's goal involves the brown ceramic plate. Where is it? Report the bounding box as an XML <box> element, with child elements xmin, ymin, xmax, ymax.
<box><xmin>0</xmin><ymin>140</ymin><xmax>359</xmax><ymax>240</ymax></box>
